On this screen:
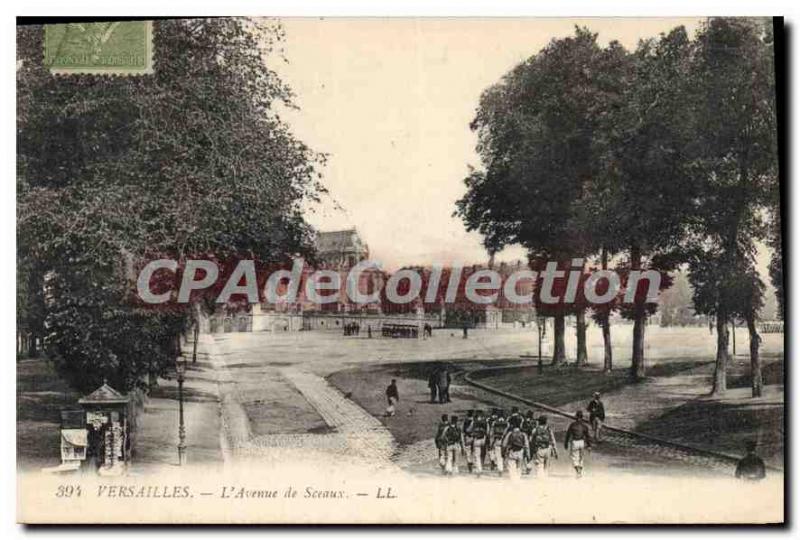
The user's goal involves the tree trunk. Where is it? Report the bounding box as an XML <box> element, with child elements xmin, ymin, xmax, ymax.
<box><xmin>746</xmin><ymin>313</ymin><xmax>762</xmax><ymax>398</ymax></box>
<box><xmin>576</xmin><ymin>309</ymin><xmax>588</xmax><ymax>365</ymax></box>
<box><xmin>630</xmin><ymin>245</ymin><xmax>646</xmax><ymax>380</ymax></box>
<box><xmin>600</xmin><ymin>248</ymin><xmax>613</xmax><ymax>373</ymax></box>
<box><xmin>29</xmin><ymin>334</ymin><xmax>38</xmax><ymax>358</ymax></box>
<box><xmin>601</xmin><ymin>315</ymin><xmax>612</xmax><ymax>372</ymax></box>
<box><xmin>552</xmin><ymin>313</ymin><xmax>566</xmax><ymax>365</ymax></box>
<box><xmin>712</xmin><ymin>313</ymin><xmax>729</xmax><ymax>395</ymax></box>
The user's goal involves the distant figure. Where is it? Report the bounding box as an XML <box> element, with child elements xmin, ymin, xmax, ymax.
<box><xmin>564</xmin><ymin>410</ymin><xmax>592</xmax><ymax>478</ymax></box>
<box><xmin>462</xmin><ymin>325</ymin><xmax>468</xmax><ymax>339</ymax></box>
<box><xmin>385</xmin><ymin>379</ymin><xmax>399</xmax><ymax>417</ymax></box>
<box><xmin>437</xmin><ymin>368</ymin><xmax>451</xmax><ymax>403</ymax></box>
<box><xmin>367</xmin><ymin>325</ymin><xmax>372</xmax><ymax>339</ymax></box>
<box><xmin>735</xmin><ymin>441</ymin><xmax>766</xmax><ymax>481</ymax></box>
<box><xmin>428</xmin><ymin>368</ymin><xmax>439</xmax><ymax>403</ymax></box>
<box><xmin>587</xmin><ymin>392</ymin><xmax>606</xmax><ymax>443</ymax></box>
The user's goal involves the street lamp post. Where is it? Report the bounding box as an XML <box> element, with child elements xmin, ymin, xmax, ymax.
<box><xmin>537</xmin><ymin>316</ymin><xmax>545</xmax><ymax>375</ymax></box>
<box><xmin>176</xmin><ymin>356</ymin><xmax>187</xmax><ymax>466</ymax></box>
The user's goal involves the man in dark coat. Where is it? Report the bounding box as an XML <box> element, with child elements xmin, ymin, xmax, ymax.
<box><xmin>428</xmin><ymin>368</ymin><xmax>439</xmax><ymax>403</ymax></box>
<box><xmin>437</xmin><ymin>368</ymin><xmax>451</xmax><ymax>403</ymax></box>
<box><xmin>735</xmin><ymin>441</ymin><xmax>766</xmax><ymax>481</ymax></box>
<box><xmin>587</xmin><ymin>392</ymin><xmax>606</xmax><ymax>442</ymax></box>
<box><xmin>564</xmin><ymin>410</ymin><xmax>592</xmax><ymax>478</ymax></box>
<box><xmin>385</xmin><ymin>379</ymin><xmax>399</xmax><ymax>417</ymax></box>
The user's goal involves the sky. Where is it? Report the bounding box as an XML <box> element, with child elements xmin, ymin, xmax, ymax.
<box><xmin>269</xmin><ymin>18</ymin><xmax>704</xmax><ymax>270</ymax></box>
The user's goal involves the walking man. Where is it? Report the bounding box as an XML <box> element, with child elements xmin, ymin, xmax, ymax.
<box><xmin>385</xmin><ymin>379</ymin><xmax>399</xmax><ymax>417</ymax></box>
<box><xmin>443</xmin><ymin>415</ymin><xmax>465</xmax><ymax>475</ymax></box>
<box><xmin>437</xmin><ymin>368</ymin><xmax>451</xmax><ymax>404</ymax></box>
<box><xmin>502</xmin><ymin>424</ymin><xmax>530</xmax><ymax>480</ymax></box>
<box><xmin>531</xmin><ymin>416</ymin><xmax>558</xmax><ymax>477</ymax></box>
<box><xmin>735</xmin><ymin>441</ymin><xmax>767</xmax><ymax>481</ymax></box>
<box><xmin>521</xmin><ymin>411</ymin><xmax>536</xmax><ymax>474</ymax></box>
<box><xmin>462</xmin><ymin>410</ymin><xmax>475</xmax><ymax>472</ymax></box>
<box><xmin>470</xmin><ymin>410</ymin><xmax>488</xmax><ymax>475</ymax></box>
<box><xmin>489</xmin><ymin>410</ymin><xmax>509</xmax><ymax>473</ymax></box>
<box><xmin>435</xmin><ymin>414</ymin><xmax>449</xmax><ymax>470</ymax></box>
<box><xmin>587</xmin><ymin>392</ymin><xmax>606</xmax><ymax>443</ymax></box>
<box><xmin>428</xmin><ymin>368</ymin><xmax>439</xmax><ymax>404</ymax></box>
<box><xmin>564</xmin><ymin>410</ymin><xmax>592</xmax><ymax>478</ymax></box>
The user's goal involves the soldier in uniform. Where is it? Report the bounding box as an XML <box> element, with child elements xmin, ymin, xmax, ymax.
<box><xmin>443</xmin><ymin>415</ymin><xmax>465</xmax><ymax>475</ymax></box>
<box><xmin>587</xmin><ymin>392</ymin><xmax>606</xmax><ymax>443</ymax></box>
<box><xmin>531</xmin><ymin>415</ymin><xmax>558</xmax><ymax>477</ymax></box>
<box><xmin>462</xmin><ymin>410</ymin><xmax>475</xmax><ymax>472</ymax></box>
<box><xmin>488</xmin><ymin>410</ymin><xmax>509</xmax><ymax>474</ymax></box>
<box><xmin>521</xmin><ymin>410</ymin><xmax>536</xmax><ymax>474</ymax></box>
<box><xmin>735</xmin><ymin>441</ymin><xmax>767</xmax><ymax>481</ymax></box>
<box><xmin>501</xmin><ymin>424</ymin><xmax>530</xmax><ymax>480</ymax></box>
<box><xmin>564</xmin><ymin>410</ymin><xmax>592</xmax><ymax>478</ymax></box>
<box><xmin>434</xmin><ymin>414</ymin><xmax>449</xmax><ymax>470</ymax></box>
<box><xmin>470</xmin><ymin>410</ymin><xmax>489</xmax><ymax>475</ymax></box>
<box><xmin>508</xmin><ymin>407</ymin><xmax>523</xmax><ymax>430</ymax></box>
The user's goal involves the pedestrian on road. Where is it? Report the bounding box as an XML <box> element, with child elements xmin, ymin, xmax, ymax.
<box><xmin>587</xmin><ymin>392</ymin><xmax>606</xmax><ymax>443</ymax></box>
<box><xmin>435</xmin><ymin>414</ymin><xmax>449</xmax><ymax>470</ymax></box>
<box><xmin>437</xmin><ymin>368</ymin><xmax>451</xmax><ymax>403</ymax></box>
<box><xmin>428</xmin><ymin>368</ymin><xmax>439</xmax><ymax>403</ymax></box>
<box><xmin>470</xmin><ymin>410</ymin><xmax>488</xmax><ymax>475</ymax></box>
<box><xmin>462</xmin><ymin>410</ymin><xmax>475</xmax><ymax>472</ymax></box>
<box><xmin>443</xmin><ymin>415</ymin><xmax>466</xmax><ymax>475</ymax></box>
<box><xmin>385</xmin><ymin>379</ymin><xmax>399</xmax><ymax>417</ymax></box>
<box><xmin>521</xmin><ymin>411</ymin><xmax>536</xmax><ymax>474</ymax></box>
<box><xmin>531</xmin><ymin>416</ymin><xmax>558</xmax><ymax>477</ymax></box>
<box><xmin>502</xmin><ymin>425</ymin><xmax>530</xmax><ymax>480</ymax></box>
<box><xmin>367</xmin><ymin>325</ymin><xmax>372</xmax><ymax>339</ymax></box>
<box><xmin>564</xmin><ymin>410</ymin><xmax>592</xmax><ymax>478</ymax></box>
<box><xmin>489</xmin><ymin>410</ymin><xmax>509</xmax><ymax>473</ymax></box>
<box><xmin>735</xmin><ymin>441</ymin><xmax>766</xmax><ymax>481</ymax></box>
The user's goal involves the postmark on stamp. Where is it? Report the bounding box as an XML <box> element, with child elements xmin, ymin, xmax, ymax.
<box><xmin>44</xmin><ymin>21</ymin><xmax>153</xmax><ymax>75</ymax></box>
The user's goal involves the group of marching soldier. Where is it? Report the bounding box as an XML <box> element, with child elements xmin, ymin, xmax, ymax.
<box><xmin>434</xmin><ymin>393</ymin><xmax>606</xmax><ymax>479</ymax></box>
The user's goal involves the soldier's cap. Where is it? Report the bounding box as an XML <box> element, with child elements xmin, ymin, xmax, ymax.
<box><xmin>593</xmin><ymin>392</ymin><xmax>600</xmax><ymax>397</ymax></box>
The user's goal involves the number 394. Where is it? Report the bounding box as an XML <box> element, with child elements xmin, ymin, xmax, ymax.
<box><xmin>55</xmin><ymin>485</ymin><xmax>82</xmax><ymax>498</ymax></box>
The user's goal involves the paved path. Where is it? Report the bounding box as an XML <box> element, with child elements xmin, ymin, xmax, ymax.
<box><xmin>206</xmin><ymin>335</ymin><xmax>398</xmax><ymax>469</ymax></box>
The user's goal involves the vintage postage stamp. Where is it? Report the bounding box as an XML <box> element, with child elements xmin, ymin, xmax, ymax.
<box><xmin>44</xmin><ymin>21</ymin><xmax>153</xmax><ymax>75</ymax></box>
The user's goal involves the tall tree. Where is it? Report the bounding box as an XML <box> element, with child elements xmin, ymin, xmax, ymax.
<box><xmin>685</xmin><ymin>18</ymin><xmax>777</xmax><ymax>396</ymax></box>
<box><xmin>585</xmin><ymin>27</ymin><xmax>697</xmax><ymax>380</ymax></box>
<box><xmin>17</xmin><ymin>19</ymin><xmax>324</xmax><ymax>391</ymax></box>
<box><xmin>456</xmin><ymin>28</ymin><xmax>624</xmax><ymax>365</ymax></box>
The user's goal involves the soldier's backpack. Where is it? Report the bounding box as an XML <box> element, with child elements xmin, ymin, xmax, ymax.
<box><xmin>492</xmin><ymin>418</ymin><xmax>508</xmax><ymax>438</ymax></box>
<box><xmin>521</xmin><ymin>418</ymin><xmax>534</xmax><ymax>436</ymax></box>
<box><xmin>507</xmin><ymin>430</ymin><xmax>526</xmax><ymax>452</ymax></box>
<box><xmin>435</xmin><ymin>423</ymin><xmax>448</xmax><ymax>449</ymax></box>
<box><xmin>472</xmin><ymin>419</ymin><xmax>487</xmax><ymax>439</ymax></box>
<box><xmin>444</xmin><ymin>425</ymin><xmax>461</xmax><ymax>446</ymax></box>
<box><xmin>533</xmin><ymin>426</ymin><xmax>552</xmax><ymax>450</ymax></box>
<box><xmin>462</xmin><ymin>418</ymin><xmax>474</xmax><ymax>436</ymax></box>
